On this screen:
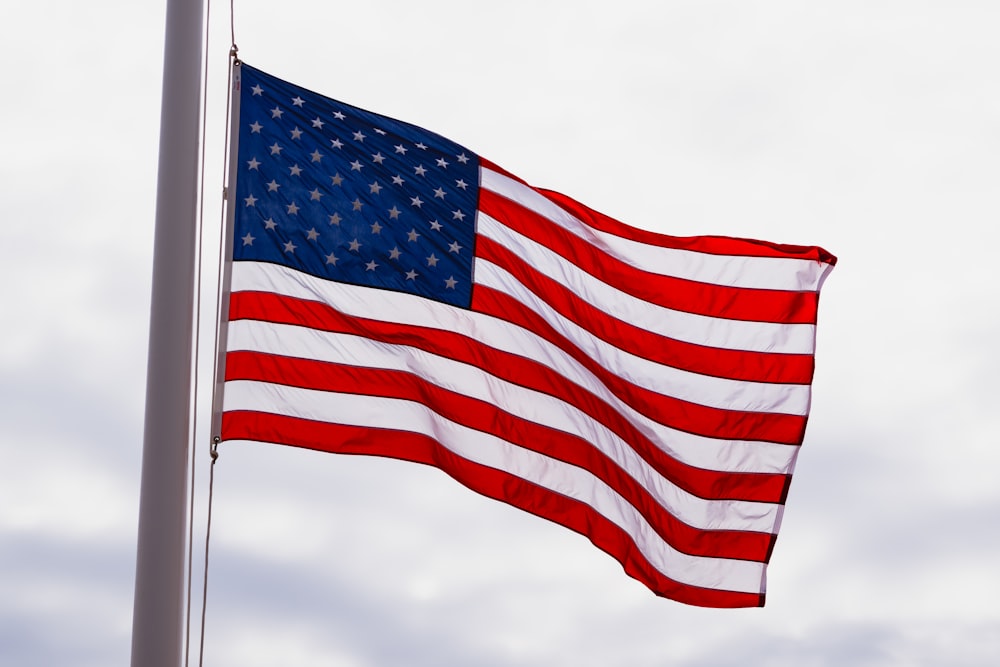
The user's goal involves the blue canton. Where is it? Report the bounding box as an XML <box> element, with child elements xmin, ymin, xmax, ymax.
<box><xmin>233</xmin><ymin>64</ymin><xmax>479</xmax><ymax>308</ymax></box>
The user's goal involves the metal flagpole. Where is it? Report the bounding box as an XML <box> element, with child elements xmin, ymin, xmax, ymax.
<box><xmin>131</xmin><ymin>0</ymin><xmax>205</xmax><ymax>665</ymax></box>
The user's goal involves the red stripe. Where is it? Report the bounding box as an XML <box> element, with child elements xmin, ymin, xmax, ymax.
<box><xmin>522</xmin><ymin>181</ymin><xmax>836</xmax><ymax>266</ymax></box>
<box><xmin>221</xmin><ymin>410</ymin><xmax>766</xmax><ymax>608</ymax></box>
<box><xmin>226</xmin><ymin>350</ymin><xmax>776</xmax><ymax>562</ymax></box>
<box><xmin>479</xmin><ymin>187</ymin><xmax>825</xmax><ymax>324</ymax></box>
<box><xmin>476</xmin><ymin>235</ymin><xmax>815</xmax><ymax>384</ymax></box>
<box><xmin>479</xmin><ymin>157</ymin><xmax>524</xmax><ymax>183</ymax></box>
<box><xmin>228</xmin><ymin>291</ymin><xmax>794</xmax><ymax>502</ymax></box>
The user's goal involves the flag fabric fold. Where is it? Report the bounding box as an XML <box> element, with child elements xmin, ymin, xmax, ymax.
<box><xmin>215</xmin><ymin>62</ymin><xmax>836</xmax><ymax>608</ymax></box>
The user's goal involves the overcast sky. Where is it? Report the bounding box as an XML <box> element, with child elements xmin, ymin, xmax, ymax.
<box><xmin>2</xmin><ymin>1</ymin><xmax>998</xmax><ymax>666</ymax></box>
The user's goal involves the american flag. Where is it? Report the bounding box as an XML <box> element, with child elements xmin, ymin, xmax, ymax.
<box><xmin>217</xmin><ymin>62</ymin><xmax>836</xmax><ymax>608</ymax></box>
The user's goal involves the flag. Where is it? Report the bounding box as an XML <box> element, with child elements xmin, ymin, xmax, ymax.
<box><xmin>215</xmin><ymin>62</ymin><xmax>836</xmax><ymax>608</ymax></box>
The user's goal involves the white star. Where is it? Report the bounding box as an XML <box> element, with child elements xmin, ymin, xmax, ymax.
<box><xmin>452</xmin><ymin>209</ymin><xmax>465</xmax><ymax>221</ymax></box>
<box><xmin>415</xmin><ymin>142</ymin><xmax>428</xmax><ymax>150</ymax></box>
<box><xmin>387</xmin><ymin>206</ymin><xmax>401</xmax><ymax>219</ymax></box>
<box><xmin>455</xmin><ymin>179</ymin><xmax>468</xmax><ymax>190</ymax></box>
<box><xmin>333</xmin><ymin>110</ymin><xmax>346</xmax><ymax>120</ymax></box>
<box><xmin>266</xmin><ymin>180</ymin><xmax>280</xmax><ymax>192</ymax></box>
<box><xmin>350</xmin><ymin>160</ymin><xmax>363</xmax><ymax>172</ymax></box>
<box><xmin>436</xmin><ymin>157</ymin><xmax>449</xmax><ymax>168</ymax></box>
<box><xmin>249</xmin><ymin>121</ymin><xmax>262</xmax><ymax>133</ymax></box>
<box><xmin>244</xmin><ymin>194</ymin><xmax>257</xmax><ymax>207</ymax></box>
<box><xmin>433</xmin><ymin>187</ymin><xmax>447</xmax><ymax>199</ymax></box>
<box><xmin>369</xmin><ymin>181</ymin><xmax>383</xmax><ymax>194</ymax></box>
<box><xmin>372</xmin><ymin>152</ymin><xmax>385</xmax><ymax>164</ymax></box>
<box><xmin>370</xmin><ymin>221</ymin><xmax>382</xmax><ymax>234</ymax></box>
<box><xmin>407</xmin><ymin>229</ymin><xmax>420</xmax><ymax>242</ymax></box>
<box><xmin>365</xmin><ymin>260</ymin><xmax>379</xmax><ymax>271</ymax></box>
<box><xmin>448</xmin><ymin>241</ymin><xmax>462</xmax><ymax>254</ymax></box>
<box><xmin>247</xmin><ymin>157</ymin><xmax>260</xmax><ymax>170</ymax></box>
<box><xmin>251</xmin><ymin>84</ymin><xmax>263</xmax><ymax>96</ymax></box>
<box><xmin>405</xmin><ymin>269</ymin><xmax>418</xmax><ymax>280</ymax></box>
<box><xmin>410</xmin><ymin>196</ymin><xmax>423</xmax><ymax>208</ymax></box>
<box><xmin>331</xmin><ymin>173</ymin><xmax>344</xmax><ymax>186</ymax></box>
<box><xmin>456</xmin><ymin>153</ymin><xmax>469</xmax><ymax>164</ymax></box>
<box><xmin>311</xmin><ymin>117</ymin><xmax>325</xmax><ymax>129</ymax></box>
<box><xmin>291</xmin><ymin>96</ymin><xmax>305</xmax><ymax>107</ymax></box>
<box><xmin>353</xmin><ymin>130</ymin><xmax>366</xmax><ymax>142</ymax></box>
<box><xmin>414</xmin><ymin>165</ymin><xmax>427</xmax><ymax>176</ymax></box>
<box><xmin>326</xmin><ymin>252</ymin><xmax>339</xmax><ymax>265</ymax></box>
<box><xmin>426</xmin><ymin>253</ymin><xmax>439</xmax><ymax>267</ymax></box>
<box><xmin>290</xmin><ymin>127</ymin><xmax>303</xmax><ymax>140</ymax></box>
<box><xmin>374</xmin><ymin>128</ymin><xmax>387</xmax><ymax>135</ymax></box>
<box><xmin>330</xmin><ymin>138</ymin><xmax>344</xmax><ymax>149</ymax></box>
<box><xmin>269</xmin><ymin>143</ymin><xmax>282</xmax><ymax>155</ymax></box>
<box><xmin>289</xmin><ymin>164</ymin><xmax>302</xmax><ymax>176</ymax></box>
<box><xmin>348</xmin><ymin>239</ymin><xmax>361</xmax><ymax>252</ymax></box>
<box><xmin>429</xmin><ymin>220</ymin><xmax>443</xmax><ymax>232</ymax></box>
<box><xmin>388</xmin><ymin>247</ymin><xmax>402</xmax><ymax>260</ymax></box>
<box><xmin>309</xmin><ymin>188</ymin><xmax>322</xmax><ymax>201</ymax></box>
<box><xmin>394</xmin><ymin>144</ymin><xmax>408</xmax><ymax>155</ymax></box>
<box><xmin>263</xmin><ymin>218</ymin><xmax>277</xmax><ymax>230</ymax></box>
<box><xmin>241</xmin><ymin>232</ymin><xmax>255</xmax><ymax>245</ymax></box>
<box><xmin>283</xmin><ymin>240</ymin><xmax>297</xmax><ymax>253</ymax></box>
<box><xmin>444</xmin><ymin>276</ymin><xmax>457</xmax><ymax>289</ymax></box>
<box><xmin>310</xmin><ymin>150</ymin><xmax>323</xmax><ymax>163</ymax></box>
<box><xmin>286</xmin><ymin>202</ymin><xmax>299</xmax><ymax>214</ymax></box>
<box><xmin>270</xmin><ymin>106</ymin><xmax>283</xmax><ymax>119</ymax></box>
<box><xmin>352</xmin><ymin>199</ymin><xmax>363</xmax><ymax>211</ymax></box>
<box><xmin>391</xmin><ymin>175</ymin><xmax>405</xmax><ymax>186</ymax></box>
<box><xmin>329</xmin><ymin>213</ymin><xmax>342</xmax><ymax>225</ymax></box>
<box><xmin>306</xmin><ymin>228</ymin><xmax>320</xmax><ymax>241</ymax></box>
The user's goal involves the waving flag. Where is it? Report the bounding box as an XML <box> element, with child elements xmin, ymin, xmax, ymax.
<box><xmin>215</xmin><ymin>62</ymin><xmax>836</xmax><ymax>608</ymax></box>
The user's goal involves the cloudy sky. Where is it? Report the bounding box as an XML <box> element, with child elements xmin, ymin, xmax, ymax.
<box><xmin>2</xmin><ymin>1</ymin><xmax>998</xmax><ymax>665</ymax></box>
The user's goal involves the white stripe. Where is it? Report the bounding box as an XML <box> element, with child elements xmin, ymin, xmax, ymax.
<box><xmin>478</xmin><ymin>212</ymin><xmax>817</xmax><ymax>355</ymax></box>
<box><xmin>228</xmin><ymin>319</ymin><xmax>783</xmax><ymax>534</ymax></box>
<box><xmin>230</xmin><ymin>261</ymin><xmax>802</xmax><ymax>473</ymax></box>
<box><xmin>232</xmin><ymin>261</ymin><xmax>806</xmax><ymax>416</ymax></box>
<box><xmin>481</xmin><ymin>167</ymin><xmax>830</xmax><ymax>293</ymax></box>
<box><xmin>476</xmin><ymin>259</ymin><xmax>810</xmax><ymax>416</ymax></box>
<box><xmin>223</xmin><ymin>379</ymin><xmax>767</xmax><ymax>594</ymax></box>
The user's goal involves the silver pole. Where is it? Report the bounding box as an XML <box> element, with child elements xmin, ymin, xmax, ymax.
<box><xmin>131</xmin><ymin>0</ymin><xmax>205</xmax><ymax>665</ymax></box>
